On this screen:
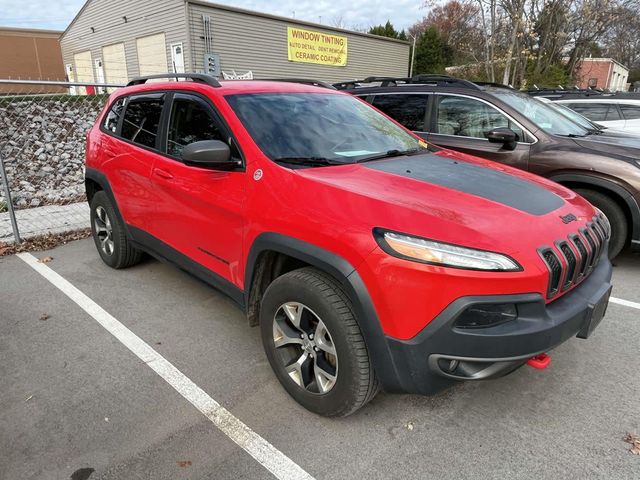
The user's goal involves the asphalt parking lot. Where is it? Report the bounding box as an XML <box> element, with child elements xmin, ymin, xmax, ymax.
<box><xmin>1</xmin><ymin>239</ymin><xmax>639</xmax><ymax>480</ymax></box>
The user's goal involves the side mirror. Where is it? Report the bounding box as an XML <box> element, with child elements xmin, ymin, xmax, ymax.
<box><xmin>181</xmin><ymin>140</ymin><xmax>235</xmax><ymax>169</ymax></box>
<box><xmin>486</xmin><ymin>128</ymin><xmax>518</xmax><ymax>150</ymax></box>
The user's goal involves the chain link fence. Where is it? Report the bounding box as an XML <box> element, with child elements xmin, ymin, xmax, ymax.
<box><xmin>0</xmin><ymin>80</ymin><xmax>124</xmax><ymax>245</ymax></box>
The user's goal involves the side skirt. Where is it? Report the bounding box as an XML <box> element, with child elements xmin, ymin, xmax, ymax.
<box><xmin>128</xmin><ymin>225</ymin><xmax>245</xmax><ymax>309</ymax></box>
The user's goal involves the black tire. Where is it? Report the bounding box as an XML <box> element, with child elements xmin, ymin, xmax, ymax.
<box><xmin>260</xmin><ymin>267</ymin><xmax>378</xmax><ymax>417</ymax></box>
<box><xmin>575</xmin><ymin>188</ymin><xmax>628</xmax><ymax>259</ymax></box>
<box><xmin>90</xmin><ymin>191</ymin><xmax>143</xmax><ymax>269</ymax></box>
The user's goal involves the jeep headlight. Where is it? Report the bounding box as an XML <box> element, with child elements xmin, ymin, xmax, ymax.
<box><xmin>375</xmin><ymin>229</ymin><xmax>522</xmax><ymax>271</ymax></box>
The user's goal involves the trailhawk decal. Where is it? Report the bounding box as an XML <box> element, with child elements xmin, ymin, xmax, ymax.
<box><xmin>364</xmin><ymin>154</ymin><xmax>565</xmax><ymax>216</ymax></box>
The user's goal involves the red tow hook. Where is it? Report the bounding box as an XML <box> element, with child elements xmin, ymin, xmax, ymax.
<box><xmin>527</xmin><ymin>353</ymin><xmax>551</xmax><ymax>370</ymax></box>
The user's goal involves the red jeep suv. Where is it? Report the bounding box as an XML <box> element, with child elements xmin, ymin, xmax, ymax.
<box><xmin>85</xmin><ymin>74</ymin><xmax>613</xmax><ymax>416</ymax></box>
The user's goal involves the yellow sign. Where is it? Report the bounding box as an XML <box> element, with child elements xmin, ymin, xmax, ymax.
<box><xmin>287</xmin><ymin>27</ymin><xmax>347</xmax><ymax>66</ymax></box>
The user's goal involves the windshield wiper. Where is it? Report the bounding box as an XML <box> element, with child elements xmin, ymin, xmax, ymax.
<box><xmin>560</xmin><ymin>133</ymin><xmax>587</xmax><ymax>138</ymax></box>
<box><xmin>272</xmin><ymin>156</ymin><xmax>346</xmax><ymax>167</ymax></box>
<box><xmin>355</xmin><ymin>148</ymin><xmax>422</xmax><ymax>164</ymax></box>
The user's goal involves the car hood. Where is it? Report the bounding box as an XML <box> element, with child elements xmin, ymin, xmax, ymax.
<box><xmin>597</xmin><ymin>128</ymin><xmax>640</xmax><ymax>139</ymax></box>
<box><xmin>293</xmin><ymin>150</ymin><xmax>596</xmax><ymax>257</ymax></box>
<box><xmin>574</xmin><ymin>135</ymin><xmax>640</xmax><ymax>156</ymax></box>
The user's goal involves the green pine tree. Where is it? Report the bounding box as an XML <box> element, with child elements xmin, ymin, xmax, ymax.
<box><xmin>369</xmin><ymin>20</ymin><xmax>403</xmax><ymax>39</ymax></box>
<box><xmin>413</xmin><ymin>27</ymin><xmax>452</xmax><ymax>74</ymax></box>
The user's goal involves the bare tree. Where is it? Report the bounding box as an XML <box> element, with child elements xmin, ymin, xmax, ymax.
<box><xmin>330</xmin><ymin>14</ymin><xmax>347</xmax><ymax>29</ymax></box>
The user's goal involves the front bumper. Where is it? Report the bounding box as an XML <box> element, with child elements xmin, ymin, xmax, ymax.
<box><xmin>382</xmin><ymin>252</ymin><xmax>613</xmax><ymax>395</ymax></box>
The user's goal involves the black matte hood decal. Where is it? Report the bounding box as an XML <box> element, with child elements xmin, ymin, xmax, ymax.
<box><xmin>364</xmin><ymin>154</ymin><xmax>564</xmax><ymax>216</ymax></box>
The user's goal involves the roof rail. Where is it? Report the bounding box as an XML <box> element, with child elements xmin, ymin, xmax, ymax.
<box><xmin>472</xmin><ymin>81</ymin><xmax>515</xmax><ymax>90</ymax></box>
<box><xmin>333</xmin><ymin>74</ymin><xmax>483</xmax><ymax>91</ymax></box>
<box><xmin>410</xmin><ymin>74</ymin><xmax>482</xmax><ymax>90</ymax></box>
<box><xmin>126</xmin><ymin>73</ymin><xmax>221</xmax><ymax>88</ymax></box>
<box><xmin>259</xmin><ymin>78</ymin><xmax>336</xmax><ymax>89</ymax></box>
<box><xmin>527</xmin><ymin>88</ymin><xmax>605</xmax><ymax>97</ymax></box>
<box><xmin>363</xmin><ymin>76</ymin><xmax>412</xmax><ymax>86</ymax></box>
<box><xmin>333</xmin><ymin>80</ymin><xmax>364</xmax><ymax>90</ymax></box>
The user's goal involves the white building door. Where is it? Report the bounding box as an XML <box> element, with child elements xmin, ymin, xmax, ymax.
<box><xmin>65</xmin><ymin>63</ymin><xmax>77</xmax><ymax>95</ymax></box>
<box><xmin>171</xmin><ymin>43</ymin><xmax>185</xmax><ymax>73</ymax></box>
<box><xmin>94</xmin><ymin>58</ymin><xmax>105</xmax><ymax>93</ymax></box>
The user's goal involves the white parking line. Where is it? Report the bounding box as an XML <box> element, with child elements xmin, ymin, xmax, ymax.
<box><xmin>610</xmin><ymin>296</ymin><xmax>640</xmax><ymax>310</ymax></box>
<box><xmin>17</xmin><ymin>252</ymin><xmax>314</xmax><ymax>480</ymax></box>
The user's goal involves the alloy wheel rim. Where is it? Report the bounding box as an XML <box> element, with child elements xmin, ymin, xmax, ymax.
<box><xmin>272</xmin><ymin>302</ymin><xmax>338</xmax><ymax>394</ymax></box>
<box><xmin>94</xmin><ymin>206</ymin><xmax>115</xmax><ymax>256</ymax></box>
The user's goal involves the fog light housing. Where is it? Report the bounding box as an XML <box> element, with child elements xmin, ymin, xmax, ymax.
<box><xmin>454</xmin><ymin>303</ymin><xmax>518</xmax><ymax>329</ymax></box>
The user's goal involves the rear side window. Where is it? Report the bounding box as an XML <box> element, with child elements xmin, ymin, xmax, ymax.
<box><xmin>621</xmin><ymin>105</ymin><xmax>640</xmax><ymax>120</ymax></box>
<box><xmin>567</xmin><ymin>103</ymin><xmax>615</xmax><ymax>122</ymax></box>
<box><xmin>371</xmin><ymin>94</ymin><xmax>428</xmax><ymax>131</ymax></box>
<box><xmin>605</xmin><ymin>105</ymin><xmax>621</xmax><ymax>120</ymax></box>
<box><xmin>167</xmin><ymin>95</ymin><xmax>225</xmax><ymax>157</ymax></box>
<box><xmin>103</xmin><ymin>98</ymin><xmax>125</xmax><ymax>133</ymax></box>
<box><xmin>121</xmin><ymin>94</ymin><xmax>164</xmax><ymax>149</ymax></box>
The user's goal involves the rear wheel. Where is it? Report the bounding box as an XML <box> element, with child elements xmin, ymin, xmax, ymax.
<box><xmin>260</xmin><ymin>267</ymin><xmax>378</xmax><ymax>417</ymax></box>
<box><xmin>575</xmin><ymin>188</ymin><xmax>627</xmax><ymax>259</ymax></box>
<box><xmin>90</xmin><ymin>191</ymin><xmax>142</xmax><ymax>269</ymax></box>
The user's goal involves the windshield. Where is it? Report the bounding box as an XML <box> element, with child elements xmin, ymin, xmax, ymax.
<box><xmin>225</xmin><ymin>93</ymin><xmax>425</xmax><ymax>164</ymax></box>
<box><xmin>491</xmin><ymin>90</ymin><xmax>590</xmax><ymax>137</ymax></box>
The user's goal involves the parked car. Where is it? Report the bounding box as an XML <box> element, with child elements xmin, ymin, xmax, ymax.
<box><xmin>528</xmin><ymin>89</ymin><xmax>640</xmax><ymax>135</ymax></box>
<box><xmin>554</xmin><ymin>98</ymin><xmax>640</xmax><ymax>135</ymax></box>
<box><xmin>337</xmin><ymin>75</ymin><xmax>640</xmax><ymax>257</ymax></box>
<box><xmin>535</xmin><ymin>96</ymin><xmax>639</xmax><ymax>140</ymax></box>
<box><xmin>85</xmin><ymin>74</ymin><xmax>612</xmax><ymax>416</ymax></box>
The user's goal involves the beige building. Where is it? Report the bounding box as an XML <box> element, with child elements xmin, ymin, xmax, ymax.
<box><xmin>60</xmin><ymin>0</ymin><xmax>410</xmax><ymax>86</ymax></box>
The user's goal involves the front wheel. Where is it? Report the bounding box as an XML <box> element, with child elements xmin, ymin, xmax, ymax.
<box><xmin>260</xmin><ymin>267</ymin><xmax>378</xmax><ymax>417</ymax></box>
<box><xmin>575</xmin><ymin>189</ymin><xmax>628</xmax><ymax>259</ymax></box>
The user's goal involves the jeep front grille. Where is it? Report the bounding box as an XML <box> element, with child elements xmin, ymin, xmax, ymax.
<box><xmin>571</xmin><ymin>235</ymin><xmax>589</xmax><ymax>278</ymax></box>
<box><xmin>539</xmin><ymin>216</ymin><xmax>605</xmax><ymax>300</ymax></box>
<box><xmin>558</xmin><ymin>242</ymin><xmax>576</xmax><ymax>291</ymax></box>
<box><xmin>540</xmin><ymin>249</ymin><xmax>562</xmax><ymax>297</ymax></box>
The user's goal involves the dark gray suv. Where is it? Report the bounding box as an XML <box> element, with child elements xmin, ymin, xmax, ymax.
<box><xmin>337</xmin><ymin>76</ymin><xmax>640</xmax><ymax>258</ymax></box>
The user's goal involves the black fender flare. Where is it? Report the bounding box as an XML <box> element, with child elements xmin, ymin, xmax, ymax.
<box><xmin>550</xmin><ymin>173</ymin><xmax>640</xmax><ymax>247</ymax></box>
<box><xmin>245</xmin><ymin>232</ymin><xmax>405</xmax><ymax>392</ymax></box>
<box><xmin>85</xmin><ymin>168</ymin><xmax>127</xmax><ymax>229</ymax></box>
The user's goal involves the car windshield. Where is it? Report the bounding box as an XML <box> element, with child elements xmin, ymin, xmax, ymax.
<box><xmin>492</xmin><ymin>90</ymin><xmax>590</xmax><ymax>137</ymax></box>
<box><xmin>225</xmin><ymin>92</ymin><xmax>426</xmax><ymax>165</ymax></box>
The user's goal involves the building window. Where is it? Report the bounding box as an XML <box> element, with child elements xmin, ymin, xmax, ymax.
<box><xmin>588</xmin><ymin>78</ymin><xmax>598</xmax><ymax>88</ymax></box>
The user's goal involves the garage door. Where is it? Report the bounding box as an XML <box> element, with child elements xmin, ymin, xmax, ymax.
<box><xmin>73</xmin><ymin>50</ymin><xmax>94</xmax><ymax>95</ymax></box>
<box><xmin>136</xmin><ymin>33</ymin><xmax>168</xmax><ymax>75</ymax></box>
<box><xmin>103</xmin><ymin>42</ymin><xmax>128</xmax><ymax>87</ymax></box>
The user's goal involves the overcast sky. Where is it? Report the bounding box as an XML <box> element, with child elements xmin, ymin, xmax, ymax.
<box><xmin>0</xmin><ymin>0</ymin><xmax>425</xmax><ymax>32</ymax></box>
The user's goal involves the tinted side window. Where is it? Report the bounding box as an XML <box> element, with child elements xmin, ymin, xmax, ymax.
<box><xmin>605</xmin><ymin>105</ymin><xmax>621</xmax><ymax>120</ymax></box>
<box><xmin>103</xmin><ymin>98</ymin><xmax>125</xmax><ymax>133</ymax></box>
<box><xmin>620</xmin><ymin>105</ymin><xmax>640</xmax><ymax>120</ymax></box>
<box><xmin>567</xmin><ymin>103</ymin><xmax>608</xmax><ymax>121</ymax></box>
<box><xmin>435</xmin><ymin>95</ymin><xmax>524</xmax><ymax>140</ymax></box>
<box><xmin>121</xmin><ymin>95</ymin><xmax>164</xmax><ymax>149</ymax></box>
<box><xmin>371</xmin><ymin>94</ymin><xmax>428</xmax><ymax>131</ymax></box>
<box><xmin>167</xmin><ymin>96</ymin><xmax>225</xmax><ymax>157</ymax></box>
